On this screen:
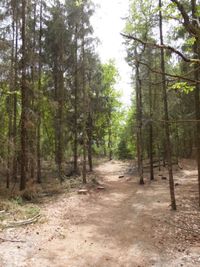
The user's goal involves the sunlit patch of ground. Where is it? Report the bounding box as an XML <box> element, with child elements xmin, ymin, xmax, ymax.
<box><xmin>0</xmin><ymin>159</ymin><xmax>200</xmax><ymax>266</ymax></box>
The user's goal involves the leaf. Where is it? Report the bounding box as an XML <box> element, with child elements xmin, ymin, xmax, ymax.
<box><xmin>75</xmin><ymin>0</ymin><xmax>83</xmax><ymax>7</ymax></box>
<box><xmin>170</xmin><ymin>82</ymin><xmax>195</xmax><ymax>94</ymax></box>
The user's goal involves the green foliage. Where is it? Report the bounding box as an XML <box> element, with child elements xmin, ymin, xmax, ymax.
<box><xmin>75</xmin><ymin>0</ymin><xmax>83</xmax><ymax>7</ymax></box>
<box><xmin>170</xmin><ymin>82</ymin><xmax>195</xmax><ymax>94</ymax></box>
<box><xmin>118</xmin><ymin>139</ymin><xmax>133</xmax><ymax>159</ymax></box>
<box><xmin>117</xmin><ymin>107</ymin><xmax>136</xmax><ymax>159</ymax></box>
<box><xmin>92</xmin><ymin>60</ymin><xmax>123</xmax><ymax>158</ymax></box>
<box><xmin>195</xmin><ymin>5</ymin><xmax>200</xmax><ymax>17</ymax></box>
<box><xmin>11</xmin><ymin>196</ymin><xmax>23</xmax><ymax>206</ymax></box>
<box><xmin>186</xmin><ymin>37</ymin><xmax>196</xmax><ymax>46</ymax></box>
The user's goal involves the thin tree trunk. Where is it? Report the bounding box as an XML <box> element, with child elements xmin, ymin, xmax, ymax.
<box><xmin>135</xmin><ymin>58</ymin><xmax>144</xmax><ymax>185</ymax></box>
<box><xmin>6</xmin><ymin>16</ymin><xmax>15</xmax><ymax>188</ymax></box>
<box><xmin>174</xmin><ymin>122</ymin><xmax>179</xmax><ymax>163</ymax></box>
<box><xmin>12</xmin><ymin>10</ymin><xmax>19</xmax><ymax>182</ymax></box>
<box><xmin>37</xmin><ymin>0</ymin><xmax>43</xmax><ymax>183</ymax></box>
<box><xmin>20</xmin><ymin>0</ymin><xmax>27</xmax><ymax>191</ymax></box>
<box><xmin>73</xmin><ymin>24</ymin><xmax>78</xmax><ymax>174</ymax></box>
<box><xmin>149</xmin><ymin>74</ymin><xmax>154</xmax><ymax>180</ymax></box>
<box><xmin>57</xmin><ymin>70</ymin><xmax>64</xmax><ymax>182</ymax></box>
<box><xmin>30</xmin><ymin>1</ymin><xmax>37</xmax><ymax>180</ymax></box>
<box><xmin>108</xmin><ymin>118</ymin><xmax>112</xmax><ymax>161</ymax></box>
<box><xmin>191</xmin><ymin>0</ymin><xmax>200</xmax><ymax>207</ymax></box>
<box><xmin>159</xmin><ymin>0</ymin><xmax>176</xmax><ymax>210</ymax></box>
<box><xmin>81</xmin><ymin>9</ymin><xmax>87</xmax><ymax>184</ymax></box>
<box><xmin>87</xmin><ymin>112</ymin><xmax>93</xmax><ymax>172</ymax></box>
<box><xmin>158</xmin><ymin>144</ymin><xmax>161</xmax><ymax>171</ymax></box>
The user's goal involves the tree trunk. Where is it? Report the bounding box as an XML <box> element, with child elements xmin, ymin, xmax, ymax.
<box><xmin>81</xmin><ymin>12</ymin><xmax>87</xmax><ymax>184</ymax></box>
<box><xmin>37</xmin><ymin>0</ymin><xmax>43</xmax><ymax>183</ymax></box>
<box><xmin>20</xmin><ymin>0</ymin><xmax>27</xmax><ymax>191</ymax></box>
<box><xmin>57</xmin><ymin>70</ymin><xmax>64</xmax><ymax>182</ymax></box>
<box><xmin>12</xmin><ymin>10</ymin><xmax>19</xmax><ymax>182</ymax></box>
<box><xmin>159</xmin><ymin>0</ymin><xmax>176</xmax><ymax>210</ymax></box>
<box><xmin>191</xmin><ymin>0</ymin><xmax>200</xmax><ymax>207</ymax></box>
<box><xmin>73</xmin><ymin>24</ymin><xmax>78</xmax><ymax>174</ymax></box>
<box><xmin>29</xmin><ymin>0</ymin><xmax>37</xmax><ymax>181</ymax></box>
<box><xmin>135</xmin><ymin>57</ymin><xmax>144</xmax><ymax>185</ymax></box>
<box><xmin>6</xmin><ymin>15</ymin><xmax>16</xmax><ymax>188</ymax></box>
<box><xmin>108</xmin><ymin>119</ymin><xmax>112</xmax><ymax>161</ymax></box>
<box><xmin>87</xmin><ymin>112</ymin><xmax>93</xmax><ymax>172</ymax></box>
<box><xmin>149</xmin><ymin>74</ymin><xmax>154</xmax><ymax>181</ymax></box>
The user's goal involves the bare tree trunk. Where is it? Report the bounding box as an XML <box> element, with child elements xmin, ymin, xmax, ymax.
<box><xmin>53</xmin><ymin>58</ymin><xmax>64</xmax><ymax>182</ymax></box>
<box><xmin>135</xmin><ymin>58</ymin><xmax>144</xmax><ymax>185</ymax></box>
<box><xmin>20</xmin><ymin>0</ymin><xmax>27</xmax><ymax>191</ymax></box>
<box><xmin>87</xmin><ymin>112</ymin><xmax>93</xmax><ymax>172</ymax></box>
<box><xmin>6</xmin><ymin>15</ymin><xmax>16</xmax><ymax>188</ymax></box>
<box><xmin>30</xmin><ymin>0</ymin><xmax>37</xmax><ymax>181</ymax></box>
<box><xmin>174</xmin><ymin>122</ymin><xmax>179</xmax><ymax>163</ymax></box>
<box><xmin>149</xmin><ymin>75</ymin><xmax>154</xmax><ymax>181</ymax></box>
<box><xmin>37</xmin><ymin>0</ymin><xmax>43</xmax><ymax>183</ymax></box>
<box><xmin>57</xmin><ymin>70</ymin><xmax>64</xmax><ymax>182</ymax></box>
<box><xmin>12</xmin><ymin>10</ymin><xmax>19</xmax><ymax>182</ymax></box>
<box><xmin>81</xmin><ymin>10</ymin><xmax>87</xmax><ymax>184</ymax></box>
<box><xmin>159</xmin><ymin>0</ymin><xmax>176</xmax><ymax>210</ymax></box>
<box><xmin>108</xmin><ymin>118</ymin><xmax>112</xmax><ymax>161</ymax></box>
<box><xmin>191</xmin><ymin>0</ymin><xmax>200</xmax><ymax>207</ymax></box>
<box><xmin>73</xmin><ymin>24</ymin><xmax>78</xmax><ymax>174</ymax></box>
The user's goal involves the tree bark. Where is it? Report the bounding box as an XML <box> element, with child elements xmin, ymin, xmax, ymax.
<box><xmin>191</xmin><ymin>0</ymin><xmax>200</xmax><ymax>207</ymax></box>
<box><xmin>30</xmin><ymin>0</ymin><xmax>37</xmax><ymax>181</ymax></box>
<box><xmin>149</xmin><ymin>80</ymin><xmax>154</xmax><ymax>181</ymax></box>
<box><xmin>159</xmin><ymin>0</ymin><xmax>176</xmax><ymax>210</ymax></box>
<box><xmin>73</xmin><ymin>24</ymin><xmax>78</xmax><ymax>174</ymax></box>
<box><xmin>37</xmin><ymin>0</ymin><xmax>43</xmax><ymax>183</ymax></box>
<box><xmin>81</xmin><ymin>8</ymin><xmax>87</xmax><ymax>184</ymax></box>
<box><xmin>135</xmin><ymin>56</ymin><xmax>144</xmax><ymax>185</ymax></box>
<box><xmin>12</xmin><ymin>8</ymin><xmax>19</xmax><ymax>183</ymax></box>
<box><xmin>148</xmin><ymin>56</ymin><xmax>154</xmax><ymax>181</ymax></box>
<box><xmin>87</xmin><ymin>112</ymin><xmax>93</xmax><ymax>172</ymax></box>
<box><xmin>108</xmin><ymin>115</ymin><xmax>112</xmax><ymax>161</ymax></box>
<box><xmin>20</xmin><ymin>0</ymin><xmax>27</xmax><ymax>191</ymax></box>
<box><xmin>57</xmin><ymin>70</ymin><xmax>64</xmax><ymax>182</ymax></box>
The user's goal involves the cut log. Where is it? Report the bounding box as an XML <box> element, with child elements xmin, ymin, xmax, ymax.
<box><xmin>78</xmin><ymin>189</ymin><xmax>88</xmax><ymax>195</ymax></box>
<box><xmin>96</xmin><ymin>186</ymin><xmax>105</xmax><ymax>190</ymax></box>
<box><xmin>118</xmin><ymin>175</ymin><xmax>124</xmax><ymax>179</ymax></box>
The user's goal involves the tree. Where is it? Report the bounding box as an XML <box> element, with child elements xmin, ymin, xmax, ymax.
<box><xmin>20</xmin><ymin>0</ymin><xmax>27</xmax><ymax>190</ymax></box>
<box><xmin>158</xmin><ymin>0</ymin><xmax>176</xmax><ymax>210</ymax></box>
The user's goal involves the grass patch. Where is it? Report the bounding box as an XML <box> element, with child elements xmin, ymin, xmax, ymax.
<box><xmin>0</xmin><ymin>198</ymin><xmax>40</xmax><ymax>229</ymax></box>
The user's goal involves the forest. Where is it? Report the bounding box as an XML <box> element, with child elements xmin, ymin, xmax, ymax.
<box><xmin>0</xmin><ymin>0</ymin><xmax>200</xmax><ymax>266</ymax></box>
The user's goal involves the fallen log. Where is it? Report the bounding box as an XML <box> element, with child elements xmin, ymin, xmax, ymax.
<box><xmin>0</xmin><ymin>237</ymin><xmax>25</xmax><ymax>243</ymax></box>
<box><xmin>5</xmin><ymin>214</ymin><xmax>41</xmax><ymax>228</ymax></box>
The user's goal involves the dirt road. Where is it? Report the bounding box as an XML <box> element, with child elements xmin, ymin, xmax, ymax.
<box><xmin>0</xmin><ymin>160</ymin><xmax>199</xmax><ymax>267</ymax></box>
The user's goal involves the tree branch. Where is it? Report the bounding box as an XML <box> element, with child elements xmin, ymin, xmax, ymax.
<box><xmin>137</xmin><ymin>60</ymin><xmax>200</xmax><ymax>84</ymax></box>
<box><xmin>121</xmin><ymin>33</ymin><xmax>200</xmax><ymax>64</ymax></box>
<box><xmin>170</xmin><ymin>0</ymin><xmax>200</xmax><ymax>36</ymax></box>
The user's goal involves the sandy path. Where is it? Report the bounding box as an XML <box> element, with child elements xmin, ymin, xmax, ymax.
<box><xmin>0</xmin><ymin>160</ymin><xmax>198</xmax><ymax>267</ymax></box>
